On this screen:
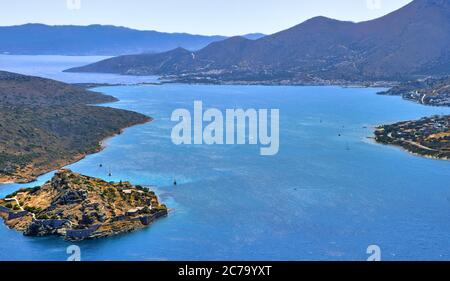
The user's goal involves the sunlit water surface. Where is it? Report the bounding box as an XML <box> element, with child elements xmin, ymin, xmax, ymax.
<box><xmin>1</xmin><ymin>56</ymin><xmax>450</xmax><ymax>261</ymax></box>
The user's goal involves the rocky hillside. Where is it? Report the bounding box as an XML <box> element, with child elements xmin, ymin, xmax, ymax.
<box><xmin>0</xmin><ymin>71</ymin><xmax>117</xmax><ymax>106</ymax></box>
<box><xmin>0</xmin><ymin>71</ymin><xmax>151</xmax><ymax>183</ymax></box>
<box><xmin>0</xmin><ymin>170</ymin><xmax>168</xmax><ymax>240</ymax></box>
<box><xmin>67</xmin><ymin>0</ymin><xmax>450</xmax><ymax>84</ymax></box>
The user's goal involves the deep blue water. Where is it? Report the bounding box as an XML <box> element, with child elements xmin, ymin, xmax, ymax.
<box><xmin>1</xmin><ymin>56</ymin><xmax>450</xmax><ymax>261</ymax></box>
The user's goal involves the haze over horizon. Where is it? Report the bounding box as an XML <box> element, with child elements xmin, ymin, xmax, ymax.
<box><xmin>0</xmin><ymin>0</ymin><xmax>413</xmax><ymax>36</ymax></box>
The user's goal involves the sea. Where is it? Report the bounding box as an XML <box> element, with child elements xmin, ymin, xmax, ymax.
<box><xmin>1</xmin><ymin>55</ymin><xmax>450</xmax><ymax>261</ymax></box>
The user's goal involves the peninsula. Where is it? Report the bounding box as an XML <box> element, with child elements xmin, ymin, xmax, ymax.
<box><xmin>375</xmin><ymin>115</ymin><xmax>450</xmax><ymax>160</ymax></box>
<box><xmin>0</xmin><ymin>169</ymin><xmax>168</xmax><ymax>240</ymax></box>
<box><xmin>378</xmin><ymin>76</ymin><xmax>450</xmax><ymax>107</ymax></box>
<box><xmin>0</xmin><ymin>71</ymin><xmax>151</xmax><ymax>183</ymax></box>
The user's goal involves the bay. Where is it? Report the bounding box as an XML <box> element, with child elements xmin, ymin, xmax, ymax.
<box><xmin>1</xmin><ymin>56</ymin><xmax>450</xmax><ymax>261</ymax></box>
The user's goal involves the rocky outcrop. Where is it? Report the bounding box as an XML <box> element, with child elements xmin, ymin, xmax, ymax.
<box><xmin>24</xmin><ymin>219</ymin><xmax>71</xmax><ymax>237</ymax></box>
<box><xmin>0</xmin><ymin>169</ymin><xmax>168</xmax><ymax>240</ymax></box>
<box><xmin>0</xmin><ymin>71</ymin><xmax>152</xmax><ymax>184</ymax></box>
<box><xmin>54</xmin><ymin>190</ymin><xmax>88</xmax><ymax>205</ymax></box>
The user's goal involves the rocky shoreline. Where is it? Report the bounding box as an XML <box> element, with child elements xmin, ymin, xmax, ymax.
<box><xmin>0</xmin><ymin>71</ymin><xmax>153</xmax><ymax>184</ymax></box>
<box><xmin>374</xmin><ymin>115</ymin><xmax>450</xmax><ymax>160</ymax></box>
<box><xmin>0</xmin><ymin>169</ymin><xmax>168</xmax><ymax>240</ymax></box>
<box><xmin>0</xmin><ymin>117</ymin><xmax>151</xmax><ymax>185</ymax></box>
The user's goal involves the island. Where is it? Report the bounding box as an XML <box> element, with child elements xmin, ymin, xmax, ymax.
<box><xmin>0</xmin><ymin>169</ymin><xmax>168</xmax><ymax>240</ymax></box>
<box><xmin>375</xmin><ymin>115</ymin><xmax>450</xmax><ymax>160</ymax></box>
<box><xmin>0</xmin><ymin>71</ymin><xmax>151</xmax><ymax>183</ymax></box>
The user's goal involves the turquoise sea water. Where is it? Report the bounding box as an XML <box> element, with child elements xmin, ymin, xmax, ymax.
<box><xmin>1</xmin><ymin>56</ymin><xmax>450</xmax><ymax>261</ymax></box>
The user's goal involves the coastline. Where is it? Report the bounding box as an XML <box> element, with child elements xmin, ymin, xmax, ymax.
<box><xmin>367</xmin><ymin>125</ymin><xmax>449</xmax><ymax>162</ymax></box>
<box><xmin>373</xmin><ymin>138</ymin><xmax>450</xmax><ymax>161</ymax></box>
<box><xmin>0</xmin><ymin>117</ymin><xmax>152</xmax><ymax>185</ymax></box>
<box><xmin>373</xmin><ymin>117</ymin><xmax>450</xmax><ymax>161</ymax></box>
<box><xmin>0</xmin><ymin>181</ymin><xmax>14</xmax><ymax>185</ymax></box>
<box><xmin>0</xmin><ymin>169</ymin><xmax>168</xmax><ymax>241</ymax></box>
<box><xmin>160</xmin><ymin>79</ymin><xmax>396</xmax><ymax>88</ymax></box>
<box><xmin>64</xmin><ymin>70</ymin><xmax>396</xmax><ymax>89</ymax></box>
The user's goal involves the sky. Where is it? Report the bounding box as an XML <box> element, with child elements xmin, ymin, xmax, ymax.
<box><xmin>0</xmin><ymin>0</ymin><xmax>413</xmax><ymax>36</ymax></box>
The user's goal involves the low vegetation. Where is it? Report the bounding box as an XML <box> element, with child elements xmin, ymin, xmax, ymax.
<box><xmin>375</xmin><ymin>115</ymin><xmax>450</xmax><ymax>159</ymax></box>
<box><xmin>0</xmin><ymin>71</ymin><xmax>151</xmax><ymax>183</ymax></box>
<box><xmin>0</xmin><ymin>169</ymin><xmax>168</xmax><ymax>240</ymax></box>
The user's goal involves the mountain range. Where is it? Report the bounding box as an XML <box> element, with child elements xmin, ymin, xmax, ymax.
<box><xmin>67</xmin><ymin>0</ymin><xmax>450</xmax><ymax>84</ymax></box>
<box><xmin>0</xmin><ymin>24</ymin><xmax>265</xmax><ymax>55</ymax></box>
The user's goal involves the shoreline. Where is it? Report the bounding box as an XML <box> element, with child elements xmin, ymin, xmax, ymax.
<box><xmin>160</xmin><ymin>79</ymin><xmax>396</xmax><ymax>88</ymax></box>
<box><xmin>63</xmin><ymin>70</ymin><xmax>397</xmax><ymax>89</ymax></box>
<box><xmin>0</xmin><ymin>181</ymin><xmax>14</xmax><ymax>185</ymax></box>
<box><xmin>373</xmin><ymin>138</ymin><xmax>450</xmax><ymax>161</ymax></box>
<box><xmin>71</xmin><ymin>77</ymin><xmax>396</xmax><ymax>89</ymax></box>
<box><xmin>0</xmin><ymin>117</ymin><xmax>152</xmax><ymax>186</ymax></box>
<box><xmin>1</xmin><ymin>77</ymin><xmax>445</xmax><ymax>185</ymax></box>
<box><xmin>373</xmin><ymin>116</ymin><xmax>450</xmax><ymax>161</ymax></box>
<box><xmin>367</xmin><ymin>126</ymin><xmax>449</xmax><ymax>162</ymax></box>
<box><xmin>0</xmin><ymin>169</ymin><xmax>168</xmax><ymax>241</ymax></box>
<box><xmin>367</xmin><ymin>133</ymin><xmax>449</xmax><ymax>161</ymax></box>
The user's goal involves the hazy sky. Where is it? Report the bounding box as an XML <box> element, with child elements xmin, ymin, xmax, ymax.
<box><xmin>0</xmin><ymin>0</ymin><xmax>413</xmax><ymax>36</ymax></box>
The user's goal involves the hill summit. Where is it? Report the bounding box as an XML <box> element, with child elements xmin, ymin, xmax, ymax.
<box><xmin>67</xmin><ymin>0</ymin><xmax>450</xmax><ymax>84</ymax></box>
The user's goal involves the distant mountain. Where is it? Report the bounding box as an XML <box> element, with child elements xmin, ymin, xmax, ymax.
<box><xmin>67</xmin><ymin>0</ymin><xmax>450</xmax><ymax>84</ymax></box>
<box><xmin>0</xmin><ymin>71</ymin><xmax>150</xmax><ymax>183</ymax></box>
<box><xmin>0</xmin><ymin>24</ymin><xmax>229</xmax><ymax>55</ymax></box>
<box><xmin>241</xmin><ymin>33</ymin><xmax>266</xmax><ymax>40</ymax></box>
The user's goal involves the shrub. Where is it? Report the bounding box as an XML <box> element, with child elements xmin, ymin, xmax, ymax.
<box><xmin>37</xmin><ymin>214</ymin><xmax>49</xmax><ymax>220</ymax></box>
<box><xmin>29</xmin><ymin>186</ymin><xmax>41</xmax><ymax>194</ymax></box>
<box><xmin>24</xmin><ymin>206</ymin><xmax>42</xmax><ymax>214</ymax></box>
<box><xmin>102</xmin><ymin>187</ymin><xmax>117</xmax><ymax>201</ymax></box>
<box><xmin>142</xmin><ymin>206</ymin><xmax>151</xmax><ymax>214</ymax></box>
